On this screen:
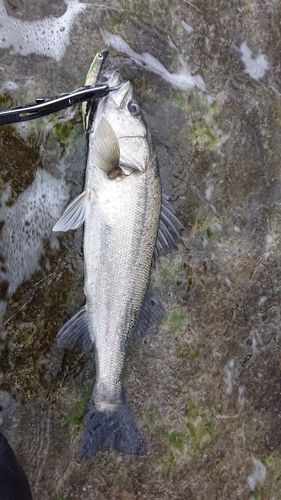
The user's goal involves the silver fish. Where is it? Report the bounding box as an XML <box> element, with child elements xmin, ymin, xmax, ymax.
<box><xmin>53</xmin><ymin>72</ymin><xmax>184</xmax><ymax>458</ymax></box>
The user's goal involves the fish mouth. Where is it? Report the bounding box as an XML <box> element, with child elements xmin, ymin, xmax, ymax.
<box><xmin>107</xmin><ymin>71</ymin><xmax>122</xmax><ymax>87</ymax></box>
<box><xmin>111</xmin><ymin>81</ymin><xmax>131</xmax><ymax>107</ymax></box>
<box><xmin>107</xmin><ymin>72</ymin><xmax>131</xmax><ymax>107</ymax></box>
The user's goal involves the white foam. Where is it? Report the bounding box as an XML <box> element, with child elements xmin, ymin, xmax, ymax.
<box><xmin>225</xmin><ymin>277</ymin><xmax>232</xmax><ymax>288</ymax></box>
<box><xmin>167</xmin><ymin>36</ymin><xmax>178</xmax><ymax>50</ymax></box>
<box><xmin>0</xmin><ymin>169</ymin><xmax>69</xmax><ymax>296</ymax></box>
<box><xmin>181</xmin><ymin>20</ymin><xmax>193</xmax><ymax>33</ymax></box>
<box><xmin>264</xmin><ymin>232</ymin><xmax>274</xmax><ymax>259</ymax></box>
<box><xmin>258</xmin><ymin>295</ymin><xmax>267</xmax><ymax>305</ymax></box>
<box><xmin>240</xmin><ymin>42</ymin><xmax>269</xmax><ymax>81</ymax></box>
<box><xmin>266</xmin><ymin>234</ymin><xmax>273</xmax><ymax>244</ymax></box>
<box><xmin>3</xmin><ymin>80</ymin><xmax>19</xmax><ymax>90</ymax></box>
<box><xmin>224</xmin><ymin>359</ymin><xmax>235</xmax><ymax>395</ymax></box>
<box><xmin>101</xmin><ymin>30</ymin><xmax>205</xmax><ymax>91</ymax></box>
<box><xmin>237</xmin><ymin>385</ymin><xmax>245</xmax><ymax>412</ymax></box>
<box><xmin>247</xmin><ymin>457</ymin><xmax>266</xmax><ymax>491</ymax></box>
<box><xmin>0</xmin><ymin>301</ymin><xmax>6</xmax><ymax>318</ymax></box>
<box><xmin>205</xmin><ymin>184</ymin><xmax>214</xmax><ymax>200</ymax></box>
<box><xmin>0</xmin><ymin>0</ymin><xmax>87</xmax><ymax>61</ymax></box>
<box><xmin>13</xmin><ymin>120</ymin><xmax>41</xmax><ymax>142</ymax></box>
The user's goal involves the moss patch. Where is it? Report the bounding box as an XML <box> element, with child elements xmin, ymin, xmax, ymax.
<box><xmin>160</xmin><ymin>399</ymin><xmax>213</xmax><ymax>479</ymax></box>
<box><xmin>67</xmin><ymin>388</ymin><xmax>92</xmax><ymax>428</ymax></box>
<box><xmin>162</xmin><ymin>429</ymin><xmax>187</xmax><ymax>453</ymax></box>
<box><xmin>52</xmin><ymin>122</ymin><xmax>73</xmax><ymax>145</ymax></box>
<box><xmin>172</xmin><ymin>88</ymin><xmax>187</xmax><ymax>110</ymax></box>
<box><xmin>53</xmin><ymin>494</ymin><xmax>68</xmax><ymax>500</ymax></box>
<box><xmin>115</xmin><ymin>474</ymin><xmax>126</xmax><ymax>489</ymax></box>
<box><xmin>163</xmin><ymin>307</ymin><xmax>187</xmax><ymax>334</ymax></box>
<box><xmin>146</xmin><ymin>403</ymin><xmax>158</xmax><ymax>424</ymax></box>
<box><xmin>189</xmin><ymin>122</ymin><xmax>217</xmax><ymax>150</ymax></box>
<box><xmin>23</xmin><ymin>330</ymin><xmax>33</xmax><ymax>346</ymax></box>
<box><xmin>185</xmin><ymin>399</ymin><xmax>213</xmax><ymax>451</ymax></box>
<box><xmin>155</xmin><ymin>259</ymin><xmax>185</xmax><ymax>288</ymax></box>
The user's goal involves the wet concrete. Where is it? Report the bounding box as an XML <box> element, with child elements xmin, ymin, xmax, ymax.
<box><xmin>1</xmin><ymin>0</ymin><xmax>281</xmax><ymax>498</ymax></box>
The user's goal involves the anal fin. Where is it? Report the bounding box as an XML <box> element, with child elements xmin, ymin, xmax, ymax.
<box><xmin>57</xmin><ymin>306</ymin><xmax>93</xmax><ymax>352</ymax></box>
<box><xmin>130</xmin><ymin>285</ymin><xmax>164</xmax><ymax>342</ymax></box>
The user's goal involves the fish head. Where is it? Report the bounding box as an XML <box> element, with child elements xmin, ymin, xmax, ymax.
<box><xmin>94</xmin><ymin>72</ymin><xmax>152</xmax><ymax>173</ymax></box>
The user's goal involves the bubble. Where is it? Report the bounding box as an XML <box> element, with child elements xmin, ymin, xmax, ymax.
<box><xmin>0</xmin><ymin>168</ymin><xmax>70</xmax><ymax>297</ymax></box>
<box><xmin>0</xmin><ymin>0</ymin><xmax>88</xmax><ymax>61</ymax></box>
<box><xmin>101</xmin><ymin>29</ymin><xmax>205</xmax><ymax>91</ymax></box>
<box><xmin>240</xmin><ymin>41</ymin><xmax>269</xmax><ymax>81</ymax></box>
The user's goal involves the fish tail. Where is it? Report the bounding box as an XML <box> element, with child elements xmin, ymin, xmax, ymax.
<box><xmin>80</xmin><ymin>400</ymin><xmax>147</xmax><ymax>459</ymax></box>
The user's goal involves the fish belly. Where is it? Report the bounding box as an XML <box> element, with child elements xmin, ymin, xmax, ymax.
<box><xmin>84</xmin><ymin>165</ymin><xmax>161</xmax><ymax>407</ymax></box>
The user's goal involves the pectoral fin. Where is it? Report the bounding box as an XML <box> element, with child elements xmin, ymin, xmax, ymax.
<box><xmin>53</xmin><ymin>190</ymin><xmax>89</xmax><ymax>232</ymax></box>
<box><xmin>93</xmin><ymin>117</ymin><xmax>120</xmax><ymax>177</ymax></box>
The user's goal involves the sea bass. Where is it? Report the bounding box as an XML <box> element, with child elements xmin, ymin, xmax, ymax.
<box><xmin>53</xmin><ymin>72</ymin><xmax>184</xmax><ymax>459</ymax></box>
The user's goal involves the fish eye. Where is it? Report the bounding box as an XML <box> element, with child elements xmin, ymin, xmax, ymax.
<box><xmin>127</xmin><ymin>101</ymin><xmax>141</xmax><ymax>116</ymax></box>
<box><xmin>98</xmin><ymin>53</ymin><xmax>103</xmax><ymax>59</ymax></box>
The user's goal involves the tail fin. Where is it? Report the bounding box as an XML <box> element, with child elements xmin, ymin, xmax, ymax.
<box><xmin>80</xmin><ymin>401</ymin><xmax>147</xmax><ymax>459</ymax></box>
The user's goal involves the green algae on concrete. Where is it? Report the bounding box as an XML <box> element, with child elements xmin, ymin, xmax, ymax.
<box><xmin>160</xmin><ymin>399</ymin><xmax>214</xmax><ymax>479</ymax></box>
<box><xmin>154</xmin><ymin>258</ymin><xmax>186</xmax><ymax>288</ymax></box>
<box><xmin>67</xmin><ymin>388</ymin><xmax>92</xmax><ymax>428</ymax></box>
<box><xmin>114</xmin><ymin>474</ymin><xmax>126</xmax><ymax>489</ymax></box>
<box><xmin>189</xmin><ymin>121</ymin><xmax>217</xmax><ymax>150</ymax></box>
<box><xmin>145</xmin><ymin>403</ymin><xmax>158</xmax><ymax>424</ymax></box>
<box><xmin>162</xmin><ymin>429</ymin><xmax>187</xmax><ymax>453</ymax></box>
<box><xmin>185</xmin><ymin>399</ymin><xmax>213</xmax><ymax>451</ymax></box>
<box><xmin>172</xmin><ymin>88</ymin><xmax>188</xmax><ymax>110</ymax></box>
<box><xmin>192</xmin><ymin>349</ymin><xmax>200</xmax><ymax>361</ymax></box>
<box><xmin>53</xmin><ymin>494</ymin><xmax>68</xmax><ymax>500</ymax></box>
<box><xmin>23</xmin><ymin>330</ymin><xmax>33</xmax><ymax>346</ymax></box>
<box><xmin>52</xmin><ymin>122</ymin><xmax>73</xmax><ymax>146</ymax></box>
<box><xmin>160</xmin><ymin>429</ymin><xmax>188</xmax><ymax>480</ymax></box>
<box><xmin>163</xmin><ymin>307</ymin><xmax>187</xmax><ymax>334</ymax></box>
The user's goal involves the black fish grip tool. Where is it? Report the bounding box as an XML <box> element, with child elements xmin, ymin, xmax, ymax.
<box><xmin>0</xmin><ymin>83</ymin><xmax>121</xmax><ymax>125</ymax></box>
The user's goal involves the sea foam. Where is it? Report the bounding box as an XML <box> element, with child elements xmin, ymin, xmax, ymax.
<box><xmin>0</xmin><ymin>0</ymin><xmax>87</xmax><ymax>61</ymax></box>
<box><xmin>101</xmin><ymin>30</ymin><xmax>205</xmax><ymax>91</ymax></box>
<box><xmin>0</xmin><ymin>168</ymin><xmax>69</xmax><ymax>297</ymax></box>
<box><xmin>240</xmin><ymin>41</ymin><xmax>269</xmax><ymax>80</ymax></box>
